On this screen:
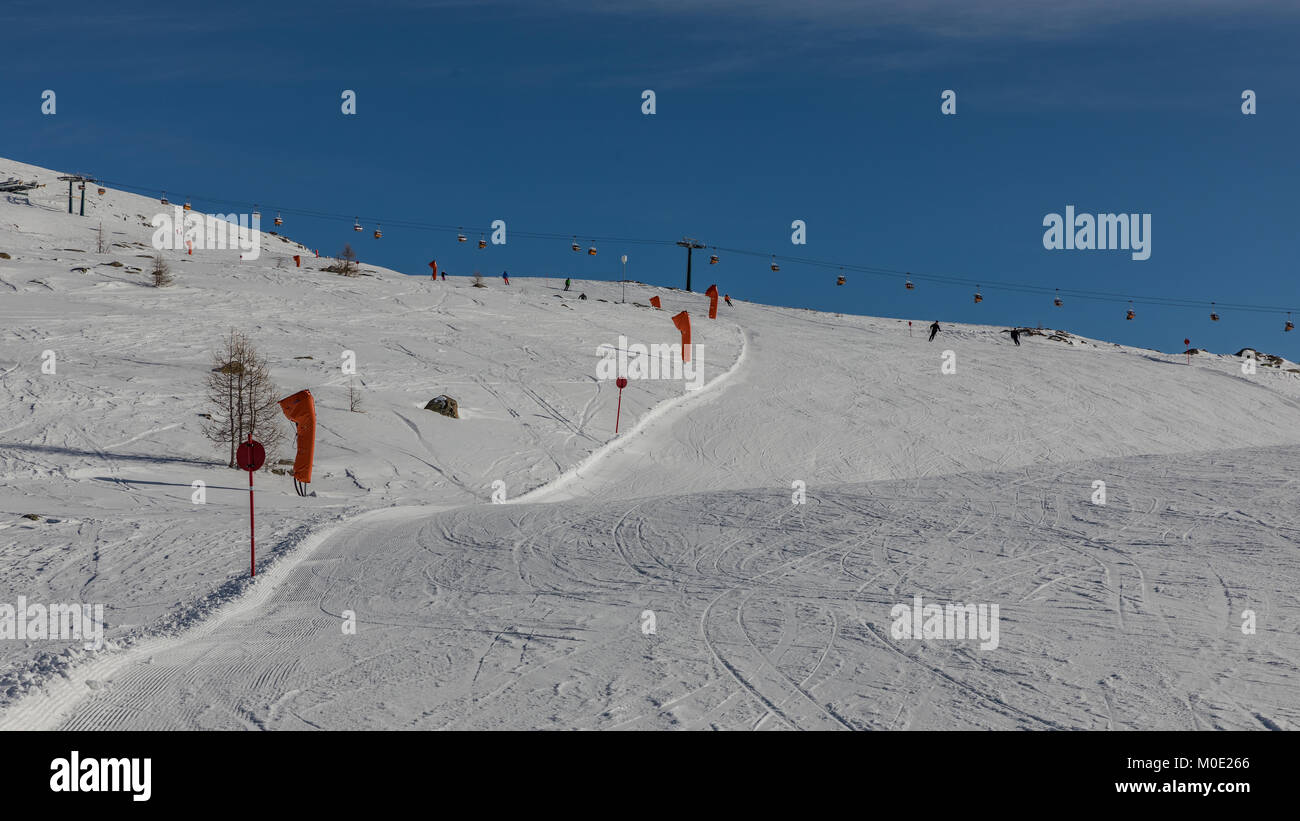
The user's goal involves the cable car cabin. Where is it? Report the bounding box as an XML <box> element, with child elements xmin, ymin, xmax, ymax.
<box><xmin>354</xmin><ymin>219</ymin><xmax>363</xmax><ymax>232</ymax></box>
<box><xmin>457</xmin><ymin>232</ymin><xmax>467</xmax><ymax>242</ymax></box>
<box><xmin>1054</xmin><ymin>297</ymin><xmax>1063</xmax><ymax>307</ymax></box>
<box><xmin>1126</xmin><ymin>309</ymin><xmax>1135</xmax><ymax>320</ymax></box>
<box><xmin>183</xmin><ymin>201</ymin><xmax>192</xmax><ymax>212</ymax></box>
<box><xmin>836</xmin><ymin>276</ymin><xmax>846</xmax><ymax>286</ymax></box>
<box><xmin>274</xmin><ymin>213</ymin><xmax>283</xmax><ymax>227</ymax></box>
<box><xmin>160</xmin><ymin>192</ymin><xmax>169</xmax><ymax>205</ymax></box>
<box><xmin>374</xmin><ymin>226</ymin><xmax>383</xmax><ymax>239</ymax></box>
<box><xmin>571</xmin><ymin>240</ymin><xmax>581</xmax><ymax>252</ymax></box>
<box><xmin>709</xmin><ymin>254</ymin><xmax>719</xmax><ymax>264</ymax></box>
<box><xmin>588</xmin><ymin>246</ymin><xmax>597</xmax><ymax>256</ymax></box>
<box><xmin>770</xmin><ymin>262</ymin><xmax>780</xmax><ymax>272</ymax></box>
<box><xmin>973</xmin><ymin>292</ymin><xmax>983</xmax><ymax>304</ymax></box>
<box><xmin>97</xmin><ymin>187</ymin><xmax>106</xmax><ymax>196</ymax></box>
<box><xmin>905</xmin><ymin>280</ymin><xmax>915</xmax><ymax>290</ymax></box>
<box><xmin>1287</xmin><ymin>321</ymin><xmax>1295</xmax><ymax>332</ymax></box>
<box><xmin>1210</xmin><ymin>312</ymin><xmax>1220</xmax><ymax>321</ymax></box>
<box><xmin>479</xmin><ymin>236</ymin><xmax>488</xmax><ymax>249</ymax></box>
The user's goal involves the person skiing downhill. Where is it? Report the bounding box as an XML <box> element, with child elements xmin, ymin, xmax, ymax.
<box><xmin>564</xmin><ymin>277</ymin><xmax>571</xmax><ymax>291</ymax></box>
<box><xmin>724</xmin><ymin>294</ymin><xmax>733</xmax><ymax>307</ymax></box>
<box><xmin>928</xmin><ymin>320</ymin><xmax>941</xmax><ymax>342</ymax></box>
<box><xmin>502</xmin><ymin>270</ymin><xmax>510</xmax><ymax>285</ymax></box>
<box><xmin>1010</xmin><ymin>328</ymin><xmax>1021</xmax><ymax>346</ymax></box>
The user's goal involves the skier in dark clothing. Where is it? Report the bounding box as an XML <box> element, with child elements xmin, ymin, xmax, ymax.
<box><xmin>928</xmin><ymin>321</ymin><xmax>940</xmax><ymax>342</ymax></box>
<box><xmin>1010</xmin><ymin>328</ymin><xmax>1021</xmax><ymax>346</ymax></box>
<box><xmin>502</xmin><ymin>270</ymin><xmax>510</xmax><ymax>285</ymax></box>
<box><xmin>578</xmin><ymin>292</ymin><xmax>587</xmax><ymax>300</ymax></box>
<box><xmin>724</xmin><ymin>294</ymin><xmax>733</xmax><ymax>307</ymax></box>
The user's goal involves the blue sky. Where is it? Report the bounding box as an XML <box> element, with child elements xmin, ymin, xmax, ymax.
<box><xmin>3</xmin><ymin>0</ymin><xmax>1298</xmax><ymax>356</ymax></box>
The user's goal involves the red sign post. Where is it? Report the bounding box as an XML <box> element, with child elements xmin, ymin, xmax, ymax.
<box><xmin>236</xmin><ymin>435</ymin><xmax>266</xmax><ymax>577</ymax></box>
<box><xmin>1184</xmin><ymin>338</ymin><xmax>1191</xmax><ymax>365</ymax></box>
<box><xmin>614</xmin><ymin>377</ymin><xmax>628</xmax><ymax>433</ymax></box>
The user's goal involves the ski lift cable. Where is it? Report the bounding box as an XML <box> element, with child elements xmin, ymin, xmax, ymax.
<box><xmin>97</xmin><ymin>178</ymin><xmax>1298</xmax><ymax>314</ymax></box>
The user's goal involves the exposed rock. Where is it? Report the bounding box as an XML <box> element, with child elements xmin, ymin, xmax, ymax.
<box><xmin>424</xmin><ymin>395</ymin><xmax>459</xmax><ymax>419</ymax></box>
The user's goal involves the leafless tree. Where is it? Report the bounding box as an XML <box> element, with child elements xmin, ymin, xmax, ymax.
<box><xmin>203</xmin><ymin>330</ymin><xmax>285</xmax><ymax>467</ymax></box>
<box><xmin>348</xmin><ymin>376</ymin><xmax>363</xmax><ymax>413</ymax></box>
<box><xmin>150</xmin><ymin>252</ymin><xmax>173</xmax><ymax>287</ymax></box>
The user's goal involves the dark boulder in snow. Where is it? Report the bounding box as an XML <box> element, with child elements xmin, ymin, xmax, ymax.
<box><xmin>424</xmin><ymin>395</ymin><xmax>459</xmax><ymax>419</ymax></box>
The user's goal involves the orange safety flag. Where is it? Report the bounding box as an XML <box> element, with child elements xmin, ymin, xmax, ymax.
<box><xmin>672</xmin><ymin>310</ymin><xmax>691</xmax><ymax>361</ymax></box>
<box><xmin>278</xmin><ymin>389</ymin><xmax>316</xmax><ymax>483</ymax></box>
<box><xmin>649</xmin><ymin>295</ymin><xmax>661</xmax><ymax>309</ymax></box>
<box><xmin>293</xmin><ymin>255</ymin><xmax>301</xmax><ymax>267</ymax></box>
<box><xmin>705</xmin><ymin>284</ymin><xmax>719</xmax><ymax>319</ymax></box>
<box><xmin>428</xmin><ymin>260</ymin><xmax>438</xmax><ymax>278</ymax></box>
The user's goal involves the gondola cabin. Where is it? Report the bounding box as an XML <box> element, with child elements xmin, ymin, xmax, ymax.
<box><xmin>709</xmin><ymin>254</ymin><xmax>719</xmax><ymax>265</ymax></box>
<box><xmin>836</xmin><ymin>276</ymin><xmax>846</xmax><ymax>286</ymax></box>
<box><xmin>274</xmin><ymin>213</ymin><xmax>283</xmax><ymax>227</ymax></box>
<box><xmin>479</xmin><ymin>235</ymin><xmax>487</xmax><ymax>249</ymax></box>
<box><xmin>374</xmin><ymin>225</ymin><xmax>383</xmax><ymax>239</ymax></box>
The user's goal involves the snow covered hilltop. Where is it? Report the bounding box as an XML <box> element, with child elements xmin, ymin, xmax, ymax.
<box><xmin>2</xmin><ymin>156</ymin><xmax>1299</xmax><ymax>730</ymax></box>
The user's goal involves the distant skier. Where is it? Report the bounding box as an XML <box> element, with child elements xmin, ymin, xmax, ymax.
<box><xmin>502</xmin><ymin>270</ymin><xmax>510</xmax><ymax>285</ymax></box>
<box><xmin>441</xmin><ymin>271</ymin><xmax>446</xmax><ymax>281</ymax></box>
<box><xmin>724</xmin><ymin>294</ymin><xmax>733</xmax><ymax>307</ymax></box>
<box><xmin>579</xmin><ymin>292</ymin><xmax>587</xmax><ymax>300</ymax></box>
<box><xmin>928</xmin><ymin>320</ymin><xmax>940</xmax><ymax>342</ymax></box>
<box><xmin>564</xmin><ymin>277</ymin><xmax>571</xmax><ymax>291</ymax></box>
<box><xmin>1010</xmin><ymin>328</ymin><xmax>1021</xmax><ymax>346</ymax></box>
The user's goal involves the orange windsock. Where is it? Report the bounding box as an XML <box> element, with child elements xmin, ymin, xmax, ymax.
<box><xmin>705</xmin><ymin>284</ymin><xmax>719</xmax><ymax>319</ymax></box>
<box><xmin>293</xmin><ymin>254</ymin><xmax>301</xmax><ymax>267</ymax></box>
<box><xmin>278</xmin><ymin>389</ymin><xmax>316</xmax><ymax>483</ymax></box>
<box><xmin>649</xmin><ymin>295</ymin><xmax>661</xmax><ymax>309</ymax></box>
<box><xmin>672</xmin><ymin>310</ymin><xmax>691</xmax><ymax>361</ymax></box>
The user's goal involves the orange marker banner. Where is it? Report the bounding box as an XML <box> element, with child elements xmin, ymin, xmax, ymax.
<box><xmin>672</xmin><ymin>310</ymin><xmax>691</xmax><ymax>361</ymax></box>
<box><xmin>705</xmin><ymin>284</ymin><xmax>719</xmax><ymax>319</ymax></box>
<box><xmin>649</xmin><ymin>295</ymin><xmax>661</xmax><ymax>309</ymax></box>
<box><xmin>293</xmin><ymin>255</ymin><xmax>301</xmax><ymax>267</ymax></box>
<box><xmin>278</xmin><ymin>389</ymin><xmax>316</xmax><ymax>483</ymax></box>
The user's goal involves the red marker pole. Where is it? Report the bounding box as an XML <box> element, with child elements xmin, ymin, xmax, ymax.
<box><xmin>615</xmin><ymin>377</ymin><xmax>628</xmax><ymax>433</ymax></box>
<box><xmin>236</xmin><ymin>434</ymin><xmax>266</xmax><ymax>578</ymax></box>
<box><xmin>1184</xmin><ymin>338</ymin><xmax>1191</xmax><ymax>366</ymax></box>
<box><xmin>248</xmin><ymin>446</ymin><xmax>255</xmax><ymax>577</ymax></box>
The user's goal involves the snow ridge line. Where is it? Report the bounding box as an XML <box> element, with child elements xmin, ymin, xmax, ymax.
<box><xmin>509</xmin><ymin>323</ymin><xmax>750</xmax><ymax>505</ymax></box>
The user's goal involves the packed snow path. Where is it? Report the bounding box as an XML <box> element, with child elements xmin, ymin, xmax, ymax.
<box><xmin>30</xmin><ymin>446</ymin><xmax>1300</xmax><ymax>730</ymax></box>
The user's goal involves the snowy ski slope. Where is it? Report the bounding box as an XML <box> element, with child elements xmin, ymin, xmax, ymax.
<box><xmin>2</xmin><ymin>156</ymin><xmax>1298</xmax><ymax>729</ymax></box>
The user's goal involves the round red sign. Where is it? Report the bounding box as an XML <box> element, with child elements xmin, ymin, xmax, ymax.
<box><xmin>616</xmin><ymin>377</ymin><xmax>628</xmax><ymax>389</ymax></box>
<box><xmin>236</xmin><ymin>439</ymin><xmax>266</xmax><ymax>472</ymax></box>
